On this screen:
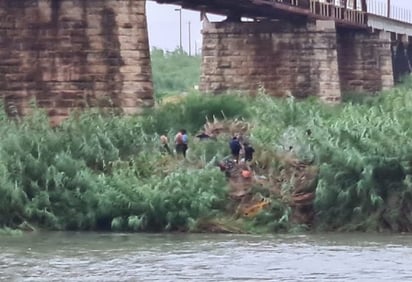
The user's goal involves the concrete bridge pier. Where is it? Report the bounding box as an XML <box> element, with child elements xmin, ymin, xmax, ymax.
<box><xmin>0</xmin><ymin>0</ymin><xmax>153</xmax><ymax>124</ymax></box>
<box><xmin>406</xmin><ymin>36</ymin><xmax>412</xmax><ymax>72</ymax></box>
<box><xmin>392</xmin><ymin>35</ymin><xmax>412</xmax><ymax>82</ymax></box>
<box><xmin>408</xmin><ymin>37</ymin><xmax>412</xmax><ymax>73</ymax></box>
<box><xmin>337</xmin><ymin>29</ymin><xmax>394</xmax><ymax>93</ymax></box>
<box><xmin>200</xmin><ymin>19</ymin><xmax>398</xmax><ymax>100</ymax></box>
<box><xmin>200</xmin><ymin>19</ymin><xmax>342</xmax><ymax>102</ymax></box>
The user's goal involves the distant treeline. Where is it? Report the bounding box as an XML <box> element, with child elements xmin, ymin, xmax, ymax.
<box><xmin>150</xmin><ymin>48</ymin><xmax>201</xmax><ymax>98</ymax></box>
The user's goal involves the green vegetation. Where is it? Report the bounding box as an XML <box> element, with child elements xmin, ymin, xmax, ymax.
<box><xmin>249</xmin><ymin>80</ymin><xmax>412</xmax><ymax>232</ymax></box>
<box><xmin>0</xmin><ymin>91</ymin><xmax>252</xmax><ymax>232</ymax></box>
<box><xmin>1</xmin><ymin>50</ymin><xmax>412</xmax><ymax>234</ymax></box>
<box><xmin>151</xmin><ymin>48</ymin><xmax>201</xmax><ymax>99</ymax></box>
<box><xmin>142</xmin><ymin>93</ymin><xmax>250</xmax><ymax>134</ymax></box>
<box><xmin>0</xmin><ymin>106</ymin><xmax>231</xmax><ymax>232</ymax></box>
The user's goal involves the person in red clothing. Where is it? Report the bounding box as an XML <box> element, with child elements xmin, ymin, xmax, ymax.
<box><xmin>175</xmin><ymin>129</ymin><xmax>188</xmax><ymax>158</ymax></box>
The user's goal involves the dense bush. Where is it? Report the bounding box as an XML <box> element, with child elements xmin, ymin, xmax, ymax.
<box><xmin>0</xmin><ymin>107</ymin><xmax>229</xmax><ymax>231</ymax></box>
<box><xmin>141</xmin><ymin>92</ymin><xmax>250</xmax><ymax>134</ymax></box>
<box><xmin>249</xmin><ymin>79</ymin><xmax>412</xmax><ymax>232</ymax></box>
<box><xmin>102</xmin><ymin>168</ymin><xmax>227</xmax><ymax>232</ymax></box>
<box><xmin>1</xmin><ymin>49</ymin><xmax>412</xmax><ymax>233</ymax></box>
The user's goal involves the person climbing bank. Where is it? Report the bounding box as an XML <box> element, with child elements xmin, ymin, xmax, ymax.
<box><xmin>160</xmin><ymin>134</ymin><xmax>172</xmax><ymax>155</ymax></box>
<box><xmin>243</xmin><ymin>142</ymin><xmax>255</xmax><ymax>162</ymax></box>
<box><xmin>229</xmin><ymin>136</ymin><xmax>241</xmax><ymax>163</ymax></box>
<box><xmin>175</xmin><ymin>129</ymin><xmax>188</xmax><ymax>158</ymax></box>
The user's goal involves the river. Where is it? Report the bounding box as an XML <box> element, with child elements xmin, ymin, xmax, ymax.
<box><xmin>1</xmin><ymin>232</ymin><xmax>411</xmax><ymax>281</ymax></box>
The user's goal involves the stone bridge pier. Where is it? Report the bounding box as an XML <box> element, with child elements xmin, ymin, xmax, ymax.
<box><xmin>200</xmin><ymin>19</ymin><xmax>396</xmax><ymax>100</ymax></box>
<box><xmin>391</xmin><ymin>34</ymin><xmax>412</xmax><ymax>83</ymax></box>
<box><xmin>337</xmin><ymin>29</ymin><xmax>393</xmax><ymax>93</ymax></box>
<box><xmin>0</xmin><ymin>0</ymin><xmax>153</xmax><ymax>124</ymax></box>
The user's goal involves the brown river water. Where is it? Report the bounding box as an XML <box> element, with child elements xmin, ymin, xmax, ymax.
<box><xmin>1</xmin><ymin>232</ymin><xmax>412</xmax><ymax>281</ymax></box>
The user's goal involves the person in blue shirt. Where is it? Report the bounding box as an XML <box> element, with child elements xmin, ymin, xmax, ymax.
<box><xmin>229</xmin><ymin>136</ymin><xmax>241</xmax><ymax>163</ymax></box>
<box><xmin>175</xmin><ymin>129</ymin><xmax>188</xmax><ymax>158</ymax></box>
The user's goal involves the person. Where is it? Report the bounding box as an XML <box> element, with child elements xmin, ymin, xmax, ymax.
<box><xmin>196</xmin><ymin>132</ymin><xmax>210</xmax><ymax>141</ymax></box>
<box><xmin>243</xmin><ymin>142</ymin><xmax>255</xmax><ymax>162</ymax></box>
<box><xmin>229</xmin><ymin>136</ymin><xmax>241</xmax><ymax>163</ymax></box>
<box><xmin>217</xmin><ymin>158</ymin><xmax>236</xmax><ymax>178</ymax></box>
<box><xmin>160</xmin><ymin>134</ymin><xmax>172</xmax><ymax>155</ymax></box>
<box><xmin>175</xmin><ymin>129</ymin><xmax>188</xmax><ymax>158</ymax></box>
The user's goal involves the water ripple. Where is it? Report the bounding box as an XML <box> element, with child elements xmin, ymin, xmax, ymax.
<box><xmin>1</xmin><ymin>233</ymin><xmax>412</xmax><ymax>281</ymax></box>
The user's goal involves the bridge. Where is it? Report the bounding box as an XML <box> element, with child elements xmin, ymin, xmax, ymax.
<box><xmin>156</xmin><ymin>0</ymin><xmax>412</xmax><ymax>101</ymax></box>
<box><xmin>0</xmin><ymin>0</ymin><xmax>411</xmax><ymax>123</ymax></box>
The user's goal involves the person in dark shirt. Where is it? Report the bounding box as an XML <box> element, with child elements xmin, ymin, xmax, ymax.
<box><xmin>243</xmin><ymin>142</ymin><xmax>255</xmax><ymax>162</ymax></box>
<box><xmin>196</xmin><ymin>132</ymin><xmax>210</xmax><ymax>141</ymax></box>
<box><xmin>229</xmin><ymin>136</ymin><xmax>241</xmax><ymax>163</ymax></box>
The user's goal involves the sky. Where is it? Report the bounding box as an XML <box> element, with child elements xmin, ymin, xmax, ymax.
<box><xmin>146</xmin><ymin>1</ymin><xmax>223</xmax><ymax>53</ymax></box>
<box><xmin>146</xmin><ymin>0</ymin><xmax>412</xmax><ymax>52</ymax></box>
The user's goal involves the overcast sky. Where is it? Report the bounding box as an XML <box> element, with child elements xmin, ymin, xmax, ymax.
<box><xmin>146</xmin><ymin>0</ymin><xmax>412</xmax><ymax>52</ymax></box>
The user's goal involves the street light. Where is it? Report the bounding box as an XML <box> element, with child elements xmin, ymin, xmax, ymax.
<box><xmin>174</xmin><ymin>8</ymin><xmax>182</xmax><ymax>51</ymax></box>
<box><xmin>188</xmin><ymin>21</ymin><xmax>191</xmax><ymax>56</ymax></box>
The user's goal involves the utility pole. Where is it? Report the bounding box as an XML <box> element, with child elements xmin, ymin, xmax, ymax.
<box><xmin>188</xmin><ymin>21</ymin><xmax>192</xmax><ymax>56</ymax></box>
<box><xmin>387</xmin><ymin>0</ymin><xmax>390</xmax><ymax>18</ymax></box>
<box><xmin>174</xmin><ymin>8</ymin><xmax>182</xmax><ymax>51</ymax></box>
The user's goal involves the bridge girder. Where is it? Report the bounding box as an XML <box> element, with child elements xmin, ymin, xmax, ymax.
<box><xmin>153</xmin><ymin>0</ymin><xmax>368</xmax><ymax>29</ymax></box>
<box><xmin>154</xmin><ymin>0</ymin><xmax>309</xmax><ymax>21</ymax></box>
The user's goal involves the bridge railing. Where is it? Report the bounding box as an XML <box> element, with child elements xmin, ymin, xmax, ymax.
<box><xmin>344</xmin><ymin>8</ymin><xmax>366</xmax><ymax>25</ymax></box>
<box><xmin>309</xmin><ymin>0</ymin><xmax>366</xmax><ymax>25</ymax></box>
<box><xmin>367</xmin><ymin>0</ymin><xmax>412</xmax><ymax>24</ymax></box>
<box><xmin>271</xmin><ymin>0</ymin><xmax>366</xmax><ymax>25</ymax></box>
<box><xmin>271</xmin><ymin>0</ymin><xmax>310</xmax><ymax>9</ymax></box>
<box><xmin>268</xmin><ymin>0</ymin><xmax>411</xmax><ymax>26</ymax></box>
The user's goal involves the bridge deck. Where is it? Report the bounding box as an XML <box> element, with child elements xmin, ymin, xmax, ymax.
<box><xmin>155</xmin><ymin>0</ymin><xmax>412</xmax><ymax>34</ymax></box>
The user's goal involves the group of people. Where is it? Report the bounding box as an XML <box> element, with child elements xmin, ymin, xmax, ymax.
<box><xmin>229</xmin><ymin>136</ymin><xmax>255</xmax><ymax>163</ymax></box>
<box><xmin>160</xmin><ymin>129</ymin><xmax>188</xmax><ymax>158</ymax></box>
<box><xmin>160</xmin><ymin>130</ymin><xmax>255</xmax><ymax>164</ymax></box>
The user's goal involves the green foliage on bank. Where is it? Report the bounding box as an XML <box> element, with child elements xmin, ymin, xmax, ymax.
<box><xmin>2</xmin><ymin>79</ymin><xmax>412</xmax><ymax>233</ymax></box>
<box><xmin>142</xmin><ymin>93</ymin><xmax>250</xmax><ymax>134</ymax></box>
<box><xmin>151</xmin><ymin>48</ymin><xmax>201</xmax><ymax>99</ymax></box>
<box><xmin>2</xmin><ymin>48</ymin><xmax>412</xmax><ymax>233</ymax></box>
<box><xmin>0</xmin><ymin>107</ymin><xmax>230</xmax><ymax>232</ymax></box>
<box><xmin>249</xmin><ymin>79</ymin><xmax>412</xmax><ymax>232</ymax></box>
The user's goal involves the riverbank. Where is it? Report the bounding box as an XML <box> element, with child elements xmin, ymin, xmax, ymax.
<box><xmin>2</xmin><ymin>78</ymin><xmax>412</xmax><ymax>234</ymax></box>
